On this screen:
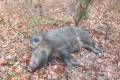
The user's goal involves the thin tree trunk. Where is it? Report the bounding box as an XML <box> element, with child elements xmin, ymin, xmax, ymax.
<box><xmin>69</xmin><ymin>0</ymin><xmax>91</xmax><ymax>26</ymax></box>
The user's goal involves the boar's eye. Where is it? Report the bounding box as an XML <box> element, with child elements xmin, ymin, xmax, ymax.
<box><xmin>33</xmin><ymin>38</ymin><xmax>39</xmax><ymax>43</ymax></box>
<box><xmin>31</xmin><ymin>36</ymin><xmax>42</xmax><ymax>46</ymax></box>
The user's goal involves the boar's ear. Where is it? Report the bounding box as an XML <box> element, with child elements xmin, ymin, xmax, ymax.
<box><xmin>31</xmin><ymin>36</ymin><xmax>42</xmax><ymax>46</ymax></box>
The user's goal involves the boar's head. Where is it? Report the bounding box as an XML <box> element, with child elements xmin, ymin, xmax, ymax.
<box><xmin>28</xmin><ymin>35</ymin><xmax>51</xmax><ymax>72</ymax></box>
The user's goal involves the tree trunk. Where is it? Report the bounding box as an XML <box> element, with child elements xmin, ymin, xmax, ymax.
<box><xmin>69</xmin><ymin>0</ymin><xmax>91</xmax><ymax>26</ymax></box>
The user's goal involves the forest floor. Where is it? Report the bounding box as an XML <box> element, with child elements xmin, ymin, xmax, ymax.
<box><xmin>0</xmin><ymin>0</ymin><xmax>120</xmax><ymax>80</ymax></box>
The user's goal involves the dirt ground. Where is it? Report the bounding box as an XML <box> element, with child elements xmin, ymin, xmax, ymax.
<box><xmin>0</xmin><ymin>0</ymin><xmax>120</xmax><ymax>80</ymax></box>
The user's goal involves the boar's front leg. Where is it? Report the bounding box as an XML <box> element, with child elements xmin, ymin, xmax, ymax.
<box><xmin>58</xmin><ymin>49</ymin><xmax>74</xmax><ymax>70</ymax></box>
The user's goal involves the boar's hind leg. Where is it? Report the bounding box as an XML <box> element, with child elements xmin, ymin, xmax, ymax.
<box><xmin>83</xmin><ymin>44</ymin><xmax>101</xmax><ymax>55</ymax></box>
<box><xmin>59</xmin><ymin>49</ymin><xmax>74</xmax><ymax>70</ymax></box>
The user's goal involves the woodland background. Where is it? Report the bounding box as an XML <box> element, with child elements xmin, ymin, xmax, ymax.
<box><xmin>0</xmin><ymin>0</ymin><xmax>120</xmax><ymax>80</ymax></box>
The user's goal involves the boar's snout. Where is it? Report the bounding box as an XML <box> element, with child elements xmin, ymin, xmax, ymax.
<box><xmin>28</xmin><ymin>50</ymin><xmax>48</xmax><ymax>72</ymax></box>
<box><xmin>28</xmin><ymin>65</ymin><xmax>35</xmax><ymax>72</ymax></box>
<box><xmin>28</xmin><ymin>60</ymin><xmax>39</xmax><ymax>72</ymax></box>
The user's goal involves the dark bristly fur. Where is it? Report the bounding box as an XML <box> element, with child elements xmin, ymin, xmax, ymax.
<box><xmin>28</xmin><ymin>27</ymin><xmax>102</xmax><ymax>72</ymax></box>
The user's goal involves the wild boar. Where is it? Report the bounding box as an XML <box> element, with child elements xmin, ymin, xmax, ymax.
<box><xmin>28</xmin><ymin>27</ymin><xmax>101</xmax><ymax>72</ymax></box>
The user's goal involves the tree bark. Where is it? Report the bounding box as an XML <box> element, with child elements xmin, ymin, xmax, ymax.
<box><xmin>69</xmin><ymin>0</ymin><xmax>91</xmax><ymax>26</ymax></box>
